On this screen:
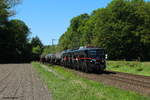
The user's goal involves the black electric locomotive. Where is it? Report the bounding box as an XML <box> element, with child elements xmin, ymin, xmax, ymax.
<box><xmin>40</xmin><ymin>46</ymin><xmax>106</xmax><ymax>73</ymax></box>
<box><xmin>61</xmin><ymin>47</ymin><xmax>106</xmax><ymax>72</ymax></box>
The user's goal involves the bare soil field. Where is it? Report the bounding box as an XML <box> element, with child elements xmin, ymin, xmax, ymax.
<box><xmin>0</xmin><ymin>64</ymin><xmax>51</xmax><ymax>100</ymax></box>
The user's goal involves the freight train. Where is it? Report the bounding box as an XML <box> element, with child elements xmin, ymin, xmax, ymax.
<box><xmin>40</xmin><ymin>46</ymin><xmax>106</xmax><ymax>73</ymax></box>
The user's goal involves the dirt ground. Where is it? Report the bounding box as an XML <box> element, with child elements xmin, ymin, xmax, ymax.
<box><xmin>0</xmin><ymin>64</ymin><xmax>52</xmax><ymax>100</ymax></box>
<box><xmin>75</xmin><ymin>70</ymin><xmax>150</xmax><ymax>96</ymax></box>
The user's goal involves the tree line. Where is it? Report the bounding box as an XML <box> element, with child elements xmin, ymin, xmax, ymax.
<box><xmin>0</xmin><ymin>0</ymin><xmax>43</xmax><ymax>63</ymax></box>
<box><xmin>53</xmin><ymin>0</ymin><xmax>150</xmax><ymax>61</ymax></box>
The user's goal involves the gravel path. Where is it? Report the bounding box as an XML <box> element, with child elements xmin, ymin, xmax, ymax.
<box><xmin>0</xmin><ymin>64</ymin><xmax>52</xmax><ymax>100</ymax></box>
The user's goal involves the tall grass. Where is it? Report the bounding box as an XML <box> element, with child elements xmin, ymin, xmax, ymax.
<box><xmin>32</xmin><ymin>62</ymin><xmax>150</xmax><ymax>100</ymax></box>
<box><xmin>107</xmin><ymin>61</ymin><xmax>150</xmax><ymax>76</ymax></box>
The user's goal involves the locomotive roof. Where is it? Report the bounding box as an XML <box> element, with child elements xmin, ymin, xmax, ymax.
<box><xmin>79</xmin><ymin>47</ymin><xmax>104</xmax><ymax>50</ymax></box>
<box><xmin>62</xmin><ymin>47</ymin><xmax>104</xmax><ymax>54</ymax></box>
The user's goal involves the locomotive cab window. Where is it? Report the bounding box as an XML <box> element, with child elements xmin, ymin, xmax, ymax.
<box><xmin>88</xmin><ymin>49</ymin><xmax>105</xmax><ymax>58</ymax></box>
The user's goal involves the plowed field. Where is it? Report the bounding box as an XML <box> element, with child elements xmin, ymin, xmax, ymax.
<box><xmin>0</xmin><ymin>64</ymin><xmax>51</xmax><ymax>100</ymax></box>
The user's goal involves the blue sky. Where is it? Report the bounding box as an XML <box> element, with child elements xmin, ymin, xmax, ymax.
<box><xmin>12</xmin><ymin>0</ymin><xmax>112</xmax><ymax>45</ymax></box>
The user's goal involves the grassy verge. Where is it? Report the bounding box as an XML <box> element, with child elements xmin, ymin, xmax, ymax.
<box><xmin>32</xmin><ymin>62</ymin><xmax>150</xmax><ymax>100</ymax></box>
<box><xmin>107</xmin><ymin>61</ymin><xmax>150</xmax><ymax>76</ymax></box>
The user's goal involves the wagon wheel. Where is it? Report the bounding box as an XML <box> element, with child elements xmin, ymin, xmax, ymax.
<box><xmin>76</xmin><ymin>61</ymin><xmax>79</xmax><ymax>70</ymax></box>
<box><xmin>81</xmin><ymin>62</ymin><xmax>85</xmax><ymax>72</ymax></box>
<box><xmin>84</xmin><ymin>61</ymin><xmax>89</xmax><ymax>73</ymax></box>
<box><xmin>84</xmin><ymin>63</ymin><xmax>88</xmax><ymax>72</ymax></box>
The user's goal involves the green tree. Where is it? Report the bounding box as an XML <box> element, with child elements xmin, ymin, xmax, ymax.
<box><xmin>6</xmin><ymin>19</ymin><xmax>31</xmax><ymax>62</ymax></box>
<box><xmin>31</xmin><ymin>36</ymin><xmax>43</xmax><ymax>48</ymax></box>
<box><xmin>32</xmin><ymin>45</ymin><xmax>42</xmax><ymax>54</ymax></box>
<box><xmin>42</xmin><ymin>45</ymin><xmax>58</xmax><ymax>55</ymax></box>
<box><xmin>59</xmin><ymin>14</ymin><xmax>89</xmax><ymax>50</ymax></box>
<box><xmin>58</xmin><ymin>0</ymin><xmax>150</xmax><ymax>61</ymax></box>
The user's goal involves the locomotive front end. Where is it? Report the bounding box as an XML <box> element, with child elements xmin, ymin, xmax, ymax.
<box><xmin>87</xmin><ymin>48</ymin><xmax>106</xmax><ymax>71</ymax></box>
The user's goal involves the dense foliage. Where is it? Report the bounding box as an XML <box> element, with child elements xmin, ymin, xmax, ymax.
<box><xmin>31</xmin><ymin>36</ymin><xmax>43</xmax><ymax>60</ymax></box>
<box><xmin>0</xmin><ymin>0</ymin><xmax>43</xmax><ymax>63</ymax></box>
<box><xmin>57</xmin><ymin>0</ymin><xmax>150</xmax><ymax>61</ymax></box>
<box><xmin>42</xmin><ymin>45</ymin><xmax>59</xmax><ymax>55</ymax></box>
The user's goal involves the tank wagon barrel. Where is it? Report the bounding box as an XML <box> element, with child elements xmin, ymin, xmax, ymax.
<box><xmin>40</xmin><ymin>46</ymin><xmax>106</xmax><ymax>73</ymax></box>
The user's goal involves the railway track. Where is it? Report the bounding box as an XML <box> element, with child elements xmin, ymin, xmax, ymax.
<box><xmin>75</xmin><ymin>70</ymin><xmax>150</xmax><ymax>96</ymax></box>
<box><xmin>102</xmin><ymin>71</ymin><xmax>150</xmax><ymax>88</ymax></box>
<box><xmin>106</xmin><ymin>70</ymin><xmax>150</xmax><ymax>80</ymax></box>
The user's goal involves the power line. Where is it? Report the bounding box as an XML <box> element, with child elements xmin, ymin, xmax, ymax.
<box><xmin>52</xmin><ymin>39</ymin><xmax>56</xmax><ymax>46</ymax></box>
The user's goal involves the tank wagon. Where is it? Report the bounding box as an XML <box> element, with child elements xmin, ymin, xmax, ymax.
<box><xmin>40</xmin><ymin>55</ymin><xmax>46</xmax><ymax>63</ymax></box>
<box><xmin>40</xmin><ymin>46</ymin><xmax>106</xmax><ymax>73</ymax></box>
